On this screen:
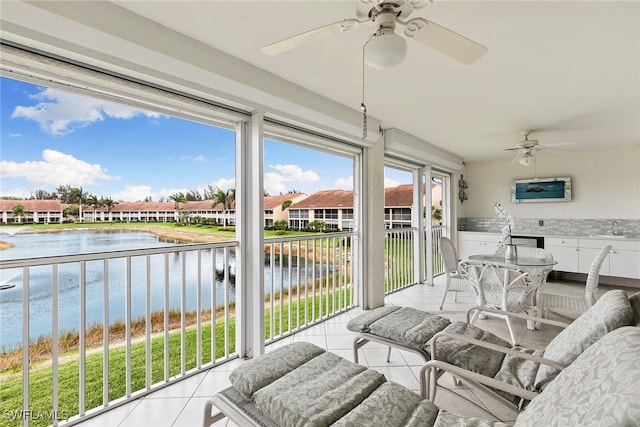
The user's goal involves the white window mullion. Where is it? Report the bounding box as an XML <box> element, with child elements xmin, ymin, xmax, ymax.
<box><xmin>236</xmin><ymin>112</ymin><xmax>265</xmax><ymax>358</ymax></box>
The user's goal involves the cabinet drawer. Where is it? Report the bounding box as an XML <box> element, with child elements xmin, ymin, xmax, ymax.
<box><xmin>545</xmin><ymin>237</ymin><xmax>579</xmax><ymax>247</ymax></box>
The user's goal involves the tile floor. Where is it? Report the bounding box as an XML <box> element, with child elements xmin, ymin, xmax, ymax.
<box><xmin>74</xmin><ymin>277</ymin><xmax>635</xmax><ymax>427</ymax></box>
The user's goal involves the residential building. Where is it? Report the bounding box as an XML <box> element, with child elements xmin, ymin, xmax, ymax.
<box><xmin>0</xmin><ymin>199</ymin><xmax>63</xmax><ymax>224</ymax></box>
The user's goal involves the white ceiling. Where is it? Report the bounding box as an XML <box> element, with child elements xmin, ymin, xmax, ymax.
<box><xmin>2</xmin><ymin>0</ymin><xmax>639</xmax><ymax>162</ymax></box>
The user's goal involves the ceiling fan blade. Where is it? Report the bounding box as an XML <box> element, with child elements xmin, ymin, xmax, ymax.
<box><xmin>262</xmin><ymin>19</ymin><xmax>363</xmax><ymax>56</ymax></box>
<box><xmin>503</xmin><ymin>147</ymin><xmax>521</xmax><ymax>152</ymax></box>
<box><xmin>400</xmin><ymin>17</ymin><xmax>487</xmax><ymax>64</ymax></box>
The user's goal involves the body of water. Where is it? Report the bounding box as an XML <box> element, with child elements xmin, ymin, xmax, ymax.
<box><xmin>0</xmin><ymin>230</ymin><xmax>325</xmax><ymax>350</ymax></box>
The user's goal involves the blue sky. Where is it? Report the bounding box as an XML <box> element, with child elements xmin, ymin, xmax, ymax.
<box><xmin>0</xmin><ymin>77</ymin><xmax>410</xmax><ymax>201</ymax></box>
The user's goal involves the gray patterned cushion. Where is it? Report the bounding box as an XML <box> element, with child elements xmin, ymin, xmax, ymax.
<box><xmin>492</xmin><ymin>347</ymin><xmax>544</xmax><ymax>403</ymax></box>
<box><xmin>367</xmin><ymin>307</ymin><xmax>451</xmax><ymax>351</ymax></box>
<box><xmin>629</xmin><ymin>292</ymin><xmax>640</xmax><ymax>326</ymax></box>
<box><xmin>429</xmin><ymin>321</ymin><xmax>511</xmax><ymax>378</ymax></box>
<box><xmin>516</xmin><ymin>327</ymin><xmax>640</xmax><ymax>426</ymax></box>
<box><xmin>254</xmin><ymin>351</ymin><xmax>384</xmax><ymax>426</ymax></box>
<box><xmin>333</xmin><ymin>382</ymin><xmax>440</xmax><ymax>427</ymax></box>
<box><xmin>229</xmin><ymin>341</ymin><xmax>325</xmax><ymax>399</ymax></box>
<box><xmin>434</xmin><ymin>410</ymin><xmax>510</xmax><ymax>427</ymax></box>
<box><xmin>346</xmin><ymin>306</ymin><xmax>401</xmax><ymax>333</ymax></box>
<box><xmin>534</xmin><ymin>289</ymin><xmax>633</xmax><ymax>390</ymax></box>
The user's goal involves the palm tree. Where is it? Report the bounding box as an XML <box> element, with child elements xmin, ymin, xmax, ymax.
<box><xmin>69</xmin><ymin>187</ymin><xmax>87</xmax><ymax>222</ymax></box>
<box><xmin>87</xmin><ymin>195</ymin><xmax>102</xmax><ymax>222</ymax></box>
<box><xmin>102</xmin><ymin>197</ymin><xmax>117</xmax><ymax>222</ymax></box>
<box><xmin>170</xmin><ymin>192</ymin><xmax>187</xmax><ymax>210</ymax></box>
<box><xmin>212</xmin><ymin>188</ymin><xmax>235</xmax><ymax>227</ymax></box>
<box><xmin>11</xmin><ymin>204</ymin><xmax>26</xmax><ymax>223</ymax></box>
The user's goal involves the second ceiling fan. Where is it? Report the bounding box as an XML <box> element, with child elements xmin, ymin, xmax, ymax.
<box><xmin>261</xmin><ymin>0</ymin><xmax>487</xmax><ymax>69</ymax></box>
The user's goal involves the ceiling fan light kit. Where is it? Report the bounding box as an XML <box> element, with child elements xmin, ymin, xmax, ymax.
<box><xmin>518</xmin><ymin>153</ymin><xmax>535</xmax><ymax>166</ymax></box>
<box><xmin>364</xmin><ymin>29</ymin><xmax>407</xmax><ymax>69</ymax></box>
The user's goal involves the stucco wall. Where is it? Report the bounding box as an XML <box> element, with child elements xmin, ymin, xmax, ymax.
<box><xmin>458</xmin><ymin>145</ymin><xmax>640</xmax><ymax>220</ymax></box>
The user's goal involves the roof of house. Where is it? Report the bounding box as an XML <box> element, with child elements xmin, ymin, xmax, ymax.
<box><xmin>384</xmin><ymin>184</ymin><xmax>414</xmax><ymax>208</ymax></box>
<box><xmin>0</xmin><ymin>199</ymin><xmax>63</xmax><ymax>211</ymax></box>
<box><xmin>290</xmin><ymin>189</ymin><xmax>354</xmax><ymax>209</ymax></box>
<box><xmin>263</xmin><ymin>193</ymin><xmax>306</xmax><ymax>210</ymax></box>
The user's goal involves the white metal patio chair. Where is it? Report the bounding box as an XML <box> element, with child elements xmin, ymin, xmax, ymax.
<box><xmin>438</xmin><ymin>236</ymin><xmax>476</xmax><ymax>309</ymax></box>
<box><xmin>537</xmin><ymin>245</ymin><xmax>612</xmax><ymax>316</ymax></box>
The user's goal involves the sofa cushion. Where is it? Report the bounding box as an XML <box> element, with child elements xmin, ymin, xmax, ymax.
<box><xmin>516</xmin><ymin>327</ymin><xmax>640</xmax><ymax>426</ymax></box>
<box><xmin>429</xmin><ymin>321</ymin><xmax>511</xmax><ymax>378</ymax></box>
<box><xmin>229</xmin><ymin>341</ymin><xmax>325</xmax><ymax>399</ymax></box>
<box><xmin>534</xmin><ymin>289</ymin><xmax>632</xmax><ymax>391</ymax></box>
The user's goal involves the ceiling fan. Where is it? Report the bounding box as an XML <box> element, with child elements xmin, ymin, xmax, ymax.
<box><xmin>261</xmin><ymin>0</ymin><xmax>488</xmax><ymax>69</ymax></box>
<box><xmin>503</xmin><ymin>131</ymin><xmax>575</xmax><ymax>166</ymax></box>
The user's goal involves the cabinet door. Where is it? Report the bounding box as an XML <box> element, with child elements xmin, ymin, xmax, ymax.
<box><xmin>546</xmin><ymin>245</ymin><xmax>579</xmax><ymax>273</ymax></box>
<box><xmin>579</xmin><ymin>247</ymin><xmax>610</xmax><ymax>276</ymax></box>
<box><xmin>609</xmin><ymin>249</ymin><xmax>640</xmax><ymax>279</ymax></box>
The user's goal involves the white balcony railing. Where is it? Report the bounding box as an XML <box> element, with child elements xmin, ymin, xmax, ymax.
<box><xmin>0</xmin><ymin>232</ymin><xmax>360</xmax><ymax>427</ymax></box>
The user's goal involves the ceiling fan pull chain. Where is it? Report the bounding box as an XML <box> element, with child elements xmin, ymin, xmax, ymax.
<box><xmin>361</xmin><ymin>102</ymin><xmax>368</xmax><ymax>139</ymax></box>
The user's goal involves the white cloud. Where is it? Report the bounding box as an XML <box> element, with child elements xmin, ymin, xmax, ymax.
<box><xmin>334</xmin><ymin>176</ymin><xmax>353</xmax><ymax>190</ymax></box>
<box><xmin>156</xmin><ymin>187</ymin><xmax>190</xmax><ymax>201</ymax></box>
<box><xmin>178</xmin><ymin>154</ymin><xmax>207</xmax><ymax>162</ymax></box>
<box><xmin>11</xmin><ymin>87</ymin><xmax>160</xmax><ymax>136</ymax></box>
<box><xmin>211</xmin><ymin>177</ymin><xmax>235</xmax><ymax>191</ymax></box>
<box><xmin>111</xmin><ymin>185</ymin><xmax>154</xmax><ymax>202</ymax></box>
<box><xmin>0</xmin><ymin>149</ymin><xmax>120</xmax><ymax>186</ymax></box>
<box><xmin>268</xmin><ymin>164</ymin><xmax>319</xmax><ymax>183</ymax></box>
<box><xmin>264</xmin><ymin>172</ymin><xmax>288</xmax><ymax>195</ymax></box>
<box><xmin>8</xmin><ymin>133</ymin><xmax>21</xmax><ymax>138</ymax></box>
<box><xmin>384</xmin><ymin>177</ymin><xmax>402</xmax><ymax>188</ymax></box>
<box><xmin>264</xmin><ymin>163</ymin><xmax>319</xmax><ymax>194</ymax></box>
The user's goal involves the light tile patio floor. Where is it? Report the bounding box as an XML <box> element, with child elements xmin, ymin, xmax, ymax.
<box><xmin>75</xmin><ymin>277</ymin><xmax>635</xmax><ymax>427</ymax></box>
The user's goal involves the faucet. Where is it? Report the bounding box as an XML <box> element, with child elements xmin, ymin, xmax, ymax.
<box><xmin>612</xmin><ymin>220</ymin><xmax>622</xmax><ymax>236</ymax></box>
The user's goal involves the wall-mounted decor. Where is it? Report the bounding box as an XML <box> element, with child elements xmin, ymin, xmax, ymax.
<box><xmin>458</xmin><ymin>175</ymin><xmax>468</xmax><ymax>204</ymax></box>
<box><xmin>511</xmin><ymin>177</ymin><xmax>572</xmax><ymax>203</ymax></box>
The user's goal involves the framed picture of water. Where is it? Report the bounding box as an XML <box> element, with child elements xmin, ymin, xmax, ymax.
<box><xmin>511</xmin><ymin>177</ymin><xmax>572</xmax><ymax>203</ymax></box>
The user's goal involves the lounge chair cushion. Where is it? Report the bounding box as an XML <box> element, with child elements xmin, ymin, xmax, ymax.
<box><xmin>516</xmin><ymin>327</ymin><xmax>640</xmax><ymax>426</ymax></box>
<box><xmin>346</xmin><ymin>306</ymin><xmax>402</xmax><ymax>333</ymax></box>
<box><xmin>254</xmin><ymin>351</ymin><xmax>384</xmax><ymax>426</ymax></box>
<box><xmin>433</xmin><ymin>411</ymin><xmax>510</xmax><ymax>427</ymax></box>
<box><xmin>430</xmin><ymin>321</ymin><xmax>512</xmax><ymax>378</ymax></box>
<box><xmin>333</xmin><ymin>382</ymin><xmax>440</xmax><ymax>427</ymax></box>
<box><xmin>229</xmin><ymin>341</ymin><xmax>325</xmax><ymax>399</ymax></box>
<box><xmin>534</xmin><ymin>289</ymin><xmax>633</xmax><ymax>390</ymax></box>
<box><xmin>347</xmin><ymin>306</ymin><xmax>451</xmax><ymax>352</ymax></box>
<box><xmin>492</xmin><ymin>347</ymin><xmax>544</xmax><ymax>402</ymax></box>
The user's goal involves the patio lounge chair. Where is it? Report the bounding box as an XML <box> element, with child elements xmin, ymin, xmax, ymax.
<box><xmin>203</xmin><ymin>326</ymin><xmax>640</xmax><ymax>426</ymax></box>
<box><xmin>348</xmin><ymin>289</ymin><xmax>635</xmax><ymax>414</ymax></box>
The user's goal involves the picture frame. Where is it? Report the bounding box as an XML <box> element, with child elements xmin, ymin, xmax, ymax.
<box><xmin>511</xmin><ymin>177</ymin><xmax>572</xmax><ymax>203</ymax></box>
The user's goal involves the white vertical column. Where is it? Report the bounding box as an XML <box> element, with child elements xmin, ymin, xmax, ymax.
<box><xmin>361</xmin><ymin>134</ymin><xmax>385</xmax><ymax>309</ymax></box>
<box><xmin>413</xmin><ymin>168</ymin><xmax>426</xmax><ymax>284</ymax></box>
<box><xmin>236</xmin><ymin>112</ymin><xmax>264</xmax><ymax>358</ymax></box>
<box><xmin>424</xmin><ymin>166</ymin><xmax>434</xmax><ymax>285</ymax></box>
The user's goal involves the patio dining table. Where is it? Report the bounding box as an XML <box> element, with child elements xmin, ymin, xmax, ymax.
<box><xmin>467</xmin><ymin>254</ymin><xmax>558</xmax><ymax>330</ymax></box>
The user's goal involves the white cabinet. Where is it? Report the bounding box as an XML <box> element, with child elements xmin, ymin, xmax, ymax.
<box><xmin>457</xmin><ymin>232</ymin><xmax>502</xmax><ymax>260</ymax></box>
<box><xmin>545</xmin><ymin>237</ymin><xmax>580</xmax><ymax>273</ymax></box>
<box><xmin>577</xmin><ymin>238</ymin><xmax>640</xmax><ymax>279</ymax></box>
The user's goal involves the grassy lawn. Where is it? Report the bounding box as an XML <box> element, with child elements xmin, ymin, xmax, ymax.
<box><xmin>0</xmin><ymin>289</ymin><xmax>351</xmax><ymax>427</ymax></box>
